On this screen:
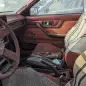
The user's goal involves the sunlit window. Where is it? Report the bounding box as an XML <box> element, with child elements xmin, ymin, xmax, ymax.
<box><xmin>0</xmin><ymin>0</ymin><xmax>27</xmax><ymax>13</ymax></box>
<box><xmin>30</xmin><ymin>0</ymin><xmax>84</xmax><ymax>15</ymax></box>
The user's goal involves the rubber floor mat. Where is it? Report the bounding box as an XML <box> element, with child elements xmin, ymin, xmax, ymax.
<box><xmin>2</xmin><ymin>67</ymin><xmax>60</xmax><ymax>86</ymax></box>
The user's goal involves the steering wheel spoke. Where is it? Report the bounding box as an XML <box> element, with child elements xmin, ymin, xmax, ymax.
<box><xmin>3</xmin><ymin>48</ymin><xmax>19</xmax><ymax>62</ymax></box>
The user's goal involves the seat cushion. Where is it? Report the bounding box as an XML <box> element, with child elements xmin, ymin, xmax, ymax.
<box><xmin>2</xmin><ymin>67</ymin><xmax>60</xmax><ymax>86</ymax></box>
<box><xmin>65</xmin><ymin>51</ymin><xmax>86</xmax><ymax>86</ymax></box>
<box><xmin>72</xmin><ymin>51</ymin><xmax>86</xmax><ymax>86</ymax></box>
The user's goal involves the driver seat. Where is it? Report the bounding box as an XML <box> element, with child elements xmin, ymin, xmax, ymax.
<box><xmin>2</xmin><ymin>51</ymin><xmax>86</xmax><ymax>86</ymax></box>
<box><xmin>2</xmin><ymin>67</ymin><xmax>60</xmax><ymax>86</ymax></box>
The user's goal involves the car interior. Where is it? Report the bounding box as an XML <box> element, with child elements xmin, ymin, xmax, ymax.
<box><xmin>0</xmin><ymin>0</ymin><xmax>86</xmax><ymax>86</ymax></box>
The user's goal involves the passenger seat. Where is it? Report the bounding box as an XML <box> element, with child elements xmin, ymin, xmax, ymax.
<box><xmin>64</xmin><ymin>12</ymin><xmax>86</xmax><ymax>68</ymax></box>
<box><xmin>66</xmin><ymin>51</ymin><xmax>86</xmax><ymax>86</ymax></box>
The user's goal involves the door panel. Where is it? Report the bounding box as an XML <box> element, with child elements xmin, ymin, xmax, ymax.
<box><xmin>23</xmin><ymin>14</ymin><xmax>81</xmax><ymax>48</ymax></box>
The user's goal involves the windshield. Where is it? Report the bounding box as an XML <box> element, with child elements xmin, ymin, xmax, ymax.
<box><xmin>0</xmin><ymin>0</ymin><xmax>27</xmax><ymax>14</ymax></box>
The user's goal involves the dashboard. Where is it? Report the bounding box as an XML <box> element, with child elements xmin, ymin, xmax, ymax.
<box><xmin>0</xmin><ymin>14</ymin><xmax>26</xmax><ymax>31</ymax></box>
<box><xmin>0</xmin><ymin>15</ymin><xmax>7</xmax><ymax>23</ymax></box>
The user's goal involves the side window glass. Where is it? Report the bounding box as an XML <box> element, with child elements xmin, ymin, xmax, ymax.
<box><xmin>30</xmin><ymin>0</ymin><xmax>84</xmax><ymax>16</ymax></box>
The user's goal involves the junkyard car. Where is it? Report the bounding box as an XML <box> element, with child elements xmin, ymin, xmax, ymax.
<box><xmin>0</xmin><ymin>0</ymin><xmax>86</xmax><ymax>86</ymax></box>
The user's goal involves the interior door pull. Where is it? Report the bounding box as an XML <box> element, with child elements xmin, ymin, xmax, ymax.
<box><xmin>42</xmin><ymin>20</ymin><xmax>63</xmax><ymax>28</ymax></box>
<box><xmin>36</xmin><ymin>22</ymin><xmax>65</xmax><ymax>38</ymax></box>
<box><xmin>55</xmin><ymin>20</ymin><xmax>64</xmax><ymax>28</ymax></box>
<box><xmin>42</xmin><ymin>21</ymin><xmax>52</xmax><ymax>26</ymax></box>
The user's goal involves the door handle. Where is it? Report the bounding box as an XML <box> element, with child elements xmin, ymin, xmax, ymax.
<box><xmin>42</xmin><ymin>21</ymin><xmax>53</xmax><ymax>26</ymax></box>
<box><xmin>42</xmin><ymin>20</ymin><xmax>63</xmax><ymax>28</ymax></box>
<box><xmin>54</xmin><ymin>20</ymin><xmax>64</xmax><ymax>28</ymax></box>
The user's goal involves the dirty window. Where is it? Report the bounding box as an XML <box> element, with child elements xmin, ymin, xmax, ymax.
<box><xmin>30</xmin><ymin>0</ymin><xmax>84</xmax><ymax>16</ymax></box>
<box><xmin>0</xmin><ymin>0</ymin><xmax>27</xmax><ymax>14</ymax></box>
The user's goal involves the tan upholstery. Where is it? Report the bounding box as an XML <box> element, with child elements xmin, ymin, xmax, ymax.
<box><xmin>65</xmin><ymin>13</ymin><xmax>86</xmax><ymax>53</ymax></box>
<box><xmin>64</xmin><ymin>12</ymin><xmax>86</xmax><ymax>68</ymax></box>
<box><xmin>65</xmin><ymin>51</ymin><xmax>86</xmax><ymax>86</ymax></box>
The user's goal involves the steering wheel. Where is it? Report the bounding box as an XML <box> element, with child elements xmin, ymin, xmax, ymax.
<box><xmin>0</xmin><ymin>18</ymin><xmax>20</xmax><ymax>79</ymax></box>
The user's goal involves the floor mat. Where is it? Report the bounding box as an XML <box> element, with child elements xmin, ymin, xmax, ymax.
<box><xmin>2</xmin><ymin>67</ymin><xmax>60</xmax><ymax>86</ymax></box>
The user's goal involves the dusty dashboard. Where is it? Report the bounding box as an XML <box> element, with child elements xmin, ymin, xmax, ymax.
<box><xmin>0</xmin><ymin>15</ymin><xmax>7</xmax><ymax>22</ymax></box>
<box><xmin>0</xmin><ymin>14</ymin><xmax>26</xmax><ymax>31</ymax></box>
<box><xmin>7</xmin><ymin>14</ymin><xmax>26</xmax><ymax>31</ymax></box>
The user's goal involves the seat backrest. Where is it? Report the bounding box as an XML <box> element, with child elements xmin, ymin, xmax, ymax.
<box><xmin>65</xmin><ymin>13</ymin><xmax>86</xmax><ymax>53</ymax></box>
<box><xmin>65</xmin><ymin>51</ymin><xmax>86</xmax><ymax>86</ymax></box>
